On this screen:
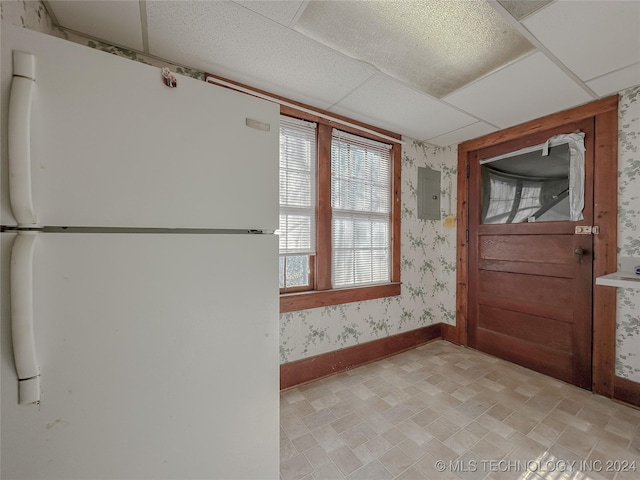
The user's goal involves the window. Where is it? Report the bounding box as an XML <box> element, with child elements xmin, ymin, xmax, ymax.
<box><xmin>480</xmin><ymin>133</ymin><xmax>585</xmax><ymax>224</ymax></box>
<box><xmin>278</xmin><ymin>117</ymin><xmax>316</xmax><ymax>292</ymax></box>
<box><xmin>278</xmin><ymin>111</ymin><xmax>401</xmax><ymax>313</ymax></box>
<box><xmin>331</xmin><ymin>130</ymin><xmax>391</xmax><ymax>287</ymax></box>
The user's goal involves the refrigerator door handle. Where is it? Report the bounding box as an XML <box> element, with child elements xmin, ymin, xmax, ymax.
<box><xmin>10</xmin><ymin>231</ymin><xmax>41</xmax><ymax>404</ymax></box>
<box><xmin>8</xmin><ymin>51</ymin><xmax>38</xmax><ymax>228</ymax></box>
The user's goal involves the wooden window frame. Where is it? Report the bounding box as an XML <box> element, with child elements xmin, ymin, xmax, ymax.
<box><xmin>279</xmin><ymin>106</ymin><xmax>401</xmax><ymax>313</ymax></box>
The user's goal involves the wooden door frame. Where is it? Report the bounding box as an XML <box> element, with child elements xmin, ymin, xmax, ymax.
<box><xmin>450</xmin><ymin>96</ymin><xmax>619</xmax><ymax>396</ymax></box>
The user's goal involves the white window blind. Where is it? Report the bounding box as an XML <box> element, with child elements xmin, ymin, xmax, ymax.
<box><xmin>331</xmin><ymin>129</ymin><xmax>392</xmax><ymax>288</ymax></box>
<box><xmin>278</xmin><ymin>116</ymin><xmax>317</xmax><ymax>256</ymax></box>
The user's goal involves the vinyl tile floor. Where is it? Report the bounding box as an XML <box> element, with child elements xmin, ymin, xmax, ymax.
<box><xmin>280</xmin><ymin>341</ymin><xmax>640</xmax><ymax>480</ymax></box>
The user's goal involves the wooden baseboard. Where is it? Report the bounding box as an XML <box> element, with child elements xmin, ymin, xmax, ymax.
<box><xmin>280</xmin><ymin>324</ymin><xmax>442</xmax><ymax>390</ymax></box>
<box><xmin>614</xmin><ymin>376</ymin><xmax>640</xmax><ymax>408</ymax></box>
<box><xmin>441</xmin><ymin>323</ymin><xmax>459</xmax><ymax>344</ymax></box>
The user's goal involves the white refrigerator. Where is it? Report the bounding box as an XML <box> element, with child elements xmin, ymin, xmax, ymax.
<box><xmin>1</xmin><ymin>25</ymin><xmax>280</xmax><ymax>479</ymax></box>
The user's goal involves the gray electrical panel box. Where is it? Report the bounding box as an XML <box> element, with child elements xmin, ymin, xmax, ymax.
<box><xmin>417</xmin><ymin>166</ymin><xmax>441</xmax><ymax>220</ymax></box>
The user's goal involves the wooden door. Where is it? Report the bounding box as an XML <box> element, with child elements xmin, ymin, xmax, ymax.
<box><xmin>468</xmin><ymin>118</ymin><xmax>595</xmax><ymax>389</ymax></box>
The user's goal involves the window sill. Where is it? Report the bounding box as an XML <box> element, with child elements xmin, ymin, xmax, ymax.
<box><xmin>280</xmin><ymin>283</ymin><xmax>401</xmax><ymax>313</ymax></box>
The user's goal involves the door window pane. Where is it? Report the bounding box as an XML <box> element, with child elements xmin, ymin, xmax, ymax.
<box><xmin>481</xmin><ymin>142</ymin><xmax>572</xmax><ymax>224</ymax></box>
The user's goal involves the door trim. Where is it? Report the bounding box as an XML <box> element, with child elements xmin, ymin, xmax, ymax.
<box><xmin>451</xmin><ymin>96</ymin><xmax>618</xmax><ymax>395</ymax></box>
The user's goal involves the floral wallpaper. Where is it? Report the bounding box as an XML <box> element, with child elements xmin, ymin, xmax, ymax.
<box><xmin>0</xmin><ymin>0</ymin><xmax>205</xmax><ymax>81</ymax></box>
<box><xmin>616</xmin><ymin>85</ymin><xmax>640</xmax><ymax>383</ymax></box>
<box><xmin>3</xmin><ymin>0</ymin><xmax>639</xmax><ymax>382</ymax></box>
<box><xmin>0</xmin><ymin>0</ymin><xmax>55</xmax><ymax>34</ymax></box>
<box><xmin>280</xmin><ymin>142</ymin><xmax>458</xmax><ymax>363</ymax></box>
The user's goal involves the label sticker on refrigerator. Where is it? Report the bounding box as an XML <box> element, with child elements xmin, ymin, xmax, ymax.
<box><xmin>245</xmin><ymin>118</ymin><xmax>271</xmax><ymax>132</ymax></box>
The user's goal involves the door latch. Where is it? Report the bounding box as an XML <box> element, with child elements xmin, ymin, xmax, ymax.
<box><xmin>575</xmin><ymin>226</ymin><xmax>599</xmax><ymax>234</ymax></box>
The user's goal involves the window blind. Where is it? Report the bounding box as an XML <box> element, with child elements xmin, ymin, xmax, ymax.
<box><xmin>331</xmin><ymin>129</ymin><xmax>392</xmax><ymax>287</ymax></box>
<box><xmin>278</xmin><ymin>116</ymin><xmax>317</xmax><ymax>256</ymax></box>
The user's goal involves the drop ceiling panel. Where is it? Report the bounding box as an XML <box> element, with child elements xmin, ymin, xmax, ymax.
<box><xmin>523</xmin><ymin>1</ymin><xmax>640</xmax><ymax>82</ymax></box>
<box><xmin>425</xmin><ymin>121</ymin><xmax>497</xmax><ymax>148</ymax></box>
<box><xmin>328</xmin><ymin>74</ymin><xmax>478</xmax><ymax>140</ymax></box>
<box><xmin>444</xmin><ymin>52</ymin><xmax>592</xmax><ymax>128</ymax></box>
<box><xmin>294</xmin><ymin>0</ymin><xmax>534</xmax><ymax>98</ymax></box>
<box><xmin>46</xmin><ymin>0</ymin><xmax>143</xmax><ymax>51</ymax></box>
<box><xmin>146</xmin><ymin>0</ymin><xmax>376</xmax><ymax>109</ymax></box>
<box><xmin>232</xmin><ymin>0</ymin><xmax>306</xmax><ymax>27</ymax></box>
<box><xmin>587</xmin><ymin>63</ymin><xmax>640</xmax><ymax>97</ymax></box>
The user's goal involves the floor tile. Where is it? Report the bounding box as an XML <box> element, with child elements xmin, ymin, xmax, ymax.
<box><xmin>280</xmin><ymin>341</ymin><xmax>640</xmax><ymax>479</ymax></box>
<box><xmin>346</xmin><ymin>460</ymin><xmax>393</xmax><ymax>480</ymax></box>
<box><xmin>381</xmin><ymin>426</ymin><xmax>406</xmax><ymax>446</ymax></box>
<box><xmin>398</xmin><ymin>438</ymin><xmax>431</xmax><ymax>461</ymax></box>
<box><xmin>329</xmin><ymin>401</ymin><xmax>356</xmax><ymax>419</ymax></box>
<box><xmin>328</xmin><ymin>445</ymin><xmax>363</xmax><ymax>476</ymax></box>
<box><xmin>378</xmin><ymin>446</ymin><xmax>414</xmax><ymax>476</ymax></box>
<box><xmin>424</xmin><ymin>416</ymin><xmax>460</xmax><ymax>441</ymax></box>
<box><xmin>470</xmin><ymin>437</ymin><xmax>509</xmax><ymax>461</ymax></box>
<box><xmin>281</xmin><ymin>438</ymin><xmax>298</xmax><ymax>462</ymax></box>
<box><xmin>527</xmin><ymin>422</ymin><xmax>562</xmax><ymax>448</ymax></box>
<box><xmin>312</xmin><ymin>424</ymin><xmax>347</xmax><ymax>451</ymax></box>
<box><xmin>363</xmin><ymin>435</ymin><xmax>392</xmax><ymax>457</ymax></box>
<box><xmin>331</xmin><ymin>412</ymin><xmax>362</xmax><ymax>434</ymax></box>
<box><xmin>486</xmin><ymin>403</ymin><xmax>514</xmax><ymax>422</ymax></box>
<box><xmin>304</xmin><ymin>445</ymin><xmax>332</xmax><ymax>470</ymax></box>
<box><xmin>340</xmin><ymin>427</ymin><xmax>369</xmax><ymax>450</ymax></box>
<box><xmin>381</xmin><ymin>404</ymin><xmax>414</xmax><ymax>425</ymax></box>
<box><xmin>293</xmin><ymin>432</ymin><xmax>319</xmax><ymax>452</ymax></box>
<box><xmin>444</xmin><ymin>428</ymin><xmax>481</xmax><ymax>455</ymax></box>
<box><xmin>293</xmin><ymin>399</ymin><xmax>317</xmax><ymax>417</ymax></box>
<box><xmin>394</xmin><ymin>465</ymin><xmax>428</xmax><ymax>479</ymax></box>
<box><xmin>314</xmin><ymin>463</ymin><xmax>343</xmax><ymax>480</ymax></box>
<box><xmin>503</xmin><ymin>411</ymin><xmax>538</xmax><ymax>435</ymax></box>
<box><xmin>351</xmin><ymin>443</ymin><xmax>376</xmax><ymax>465</ymax></box>
<box><xmin>281</xmin><ymin>453</ymin><xmax>314</xmax><ymax>480</ymax></box>
<box><xmin>411</xmin><ymin>407</ymin><xmax>440</xmax><ymax>427</ymax></box>
<box><xmin>304</xmin><ymin>409</ymin><xmax>337</xmax><ymax>430</ymax></box>
<box><xmin>556</xmin><ymin>425</ymin><xmax>599</xmax><ymax>457</ymax></box>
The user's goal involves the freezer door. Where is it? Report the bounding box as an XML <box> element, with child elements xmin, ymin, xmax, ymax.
<box><xmin>0</xmin><ymin>232</ymin><xmax>279</xmax><ymax>479</ymax></box>
<box><xmin>1</xmin><ymin>26</ymin><xmax>278</xmax><ymax>230</ymax></box>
